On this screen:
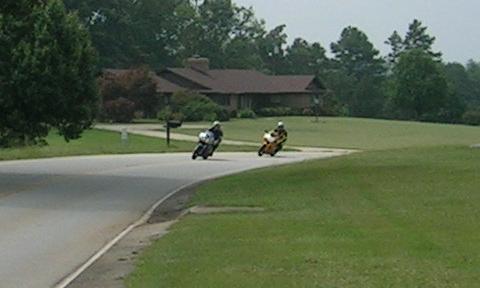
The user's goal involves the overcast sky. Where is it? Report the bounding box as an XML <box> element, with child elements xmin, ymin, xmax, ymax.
<box><xmin>233</xmin><ymin>0</ymin><xmax>480</xmax><ymax>64</ymax></box>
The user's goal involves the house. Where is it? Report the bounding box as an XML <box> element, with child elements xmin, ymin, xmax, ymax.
<box><xmin>155</xmin><ymin>57</ymin><xmax>326</xmax><ymax>112</ymax></box>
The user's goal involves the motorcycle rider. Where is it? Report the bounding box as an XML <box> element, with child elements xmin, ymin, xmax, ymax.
<box><xmin>209</xmin><ymin>120</ymin><xmax>223</xmax><ymax>154</ymax></box>
<box><xmin>273</xmin><ymin>121</ymin><xmax>288</xmax><ymax>152</ymax></box>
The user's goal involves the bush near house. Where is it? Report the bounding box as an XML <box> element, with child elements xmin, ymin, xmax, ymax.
<box><xmin>159</xmin><ymin>91</ymin><xmax>230</xmax><ymax>122</ymax></box>
<box><xmin>103</xmin><ymin>98</ymin><xmax>136</xmax><ymax>123</ymax></box>
<box><xmin>237</xmin><ymin>109</ymin><xmax>257</xmax><ymax>119</ymax></box>
<box><xmin>256</xmin><ymin>107</ymin><xmax>317</xmax><ymax>117</ymax></box>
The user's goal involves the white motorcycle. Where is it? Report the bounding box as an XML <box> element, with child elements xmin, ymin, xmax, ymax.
<box><xmin>192</xmin><ymin>130</ymin><xmax>219</xmax><ymax>160</ymax></box>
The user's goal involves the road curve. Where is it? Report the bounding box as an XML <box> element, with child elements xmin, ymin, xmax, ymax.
<box><xmin>0</xmin><ymin>151</ymin><xmax>347</xmax><ymax>288</ymax></box>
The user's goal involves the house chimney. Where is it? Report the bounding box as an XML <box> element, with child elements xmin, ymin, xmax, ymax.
<box><xmin>185</xmin><ymin>56</ymin><xmax>210</xmax><ymax>73</ymax></box>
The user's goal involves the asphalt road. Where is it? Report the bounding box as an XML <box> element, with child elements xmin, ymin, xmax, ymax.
<box><xmin>0</xmin><ymin>151</ymin><xmax>347</xmax><ymax>288</ymax></box>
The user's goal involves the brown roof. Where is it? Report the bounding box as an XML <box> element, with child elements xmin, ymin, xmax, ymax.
<box><xmin>104</xmin><ymin>67</ymin><xmax>325</xmax><ymax>95</ymax></box>
<box><xmin>103</xmin><ymin>69</ymin><xmax>183</xmax><ymax>93</ymax></box>
<box><xmin>158</xmin><ymin>68</ymin><xmax>324</xmax><ymax>95</ymax></box>
<box><xmin>152</xmin><ymin>75</ymin><xmax>183</xmax><ymax>93</ymax></box>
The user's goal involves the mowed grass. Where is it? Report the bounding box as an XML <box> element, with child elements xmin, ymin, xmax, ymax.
<box><xmin>179</xmin><ymin>117</ymin><xmax>480</xmax><ymax>150</ymax></box>
<box><xmin>127</xmin><ymin>146</ymin><xmax>480</xmax><ymax>287</ymax></box>
<box><xmin>0</xmin><ymin>129</ymin><xmax>253</xmax><ymax>161</ymax></box>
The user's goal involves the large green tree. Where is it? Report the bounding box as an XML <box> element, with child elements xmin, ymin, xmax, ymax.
<box><xmin>0</xmin><ymin>0</ymin><xmax>98</xmax><ymax>147</ymax></box>
<box><xmin>284</xmin><ymin>38</ymin><xmax>328</xmax><ymax>75</ymax></box>
<box><xmin>64</xmin><ymin>0</ymin><xmax>188</xmax><ymax>69</ymax></box>
<box><xmin>444</xmin><ymin>63</ymin><xmax>475</xmax><ymax>106</ymax></box>
<box><xmin>392</xmin><ymin>49</ymin><xmax>449</xmax><ymax>121</ymax></box>
<box><xmin>257</xmin><ymin>24</ymin><xmax>288</xmax><ymax>74</ymax></box>
<box><xmin>330</xmin><ymin>26</ymin><xmax>386</xmax><ymax>117</ymax></box>
<box><xmin>466</xmin><ymin>60</ymin><xmax>480</xmax><ymax>106</ymax></box>
<box><xmin>386</xmin><ymin>19</ymin><xmax>441</xmax><ymax>67</ymax></box>
<box><xmin>385</xmin><ymin>30</ymin><xmax>403</xmax><ymax>66</ymax></box>
<box><xmin>403</xmin><ymin>19</ymin><xmax>441</xmax><ymax>60</ymax></box>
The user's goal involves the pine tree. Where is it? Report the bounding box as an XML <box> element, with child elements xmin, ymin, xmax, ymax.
<box><xmin>385</xmin><ymin>30</ymin><xmax>403</xmax><ymax>65</ymax></box>
<box><xmin>403</xmin><ymin>19</ymin><xmax>442</xmax><ymax>60</ymax></box>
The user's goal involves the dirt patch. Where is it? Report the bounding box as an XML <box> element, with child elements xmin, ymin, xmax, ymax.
<box><xmin>147</xmin><ymin>182</ymin><xmax>202</xmax><ymax>224</ymax></box>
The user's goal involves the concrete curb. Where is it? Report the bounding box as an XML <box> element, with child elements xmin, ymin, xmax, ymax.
<box><xmin>54</xmin><ymin>182</ymin><xmax>194</xmax><ymax>288</ymax></box>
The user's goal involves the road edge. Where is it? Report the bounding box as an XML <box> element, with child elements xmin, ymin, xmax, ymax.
<box><xmin>54</xmin><ymin>182</ymin><xmax>195</xmax><ymax>288</ymax></box>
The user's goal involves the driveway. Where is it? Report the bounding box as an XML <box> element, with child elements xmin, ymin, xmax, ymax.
<box><xmin>0</xmin><ymin>151</ymin><xmax>348</xmax><ymax>288</ymax></box>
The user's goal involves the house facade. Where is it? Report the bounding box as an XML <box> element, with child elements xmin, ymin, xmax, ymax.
<box><xmin>155</xmin><ymin>57</ymin><xmax>326</xmax><ymax>112</ymax></box>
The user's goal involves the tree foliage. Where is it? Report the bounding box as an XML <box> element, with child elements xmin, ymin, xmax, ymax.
<box><xmin>330</xmin><ymin>26</ymin><xmax>386</xmax><ymax>117</ymax></box>
<box><xmin>284</xmin><ymin>38</ymin><xmax>328</xmax><ymax>75</ymax></box>
<box><xmin>0</xmin><ymin>0</ymin><xmax>98</xmax><ymax>147</ymax></box>
<box><xmin>403</xmin><ymin>19</ymin><xmax>442</xmax><ymax>60</ymax></box>
<box><xmin>385</xmin><ymin>30</ymin><xmax>403</xmax><ymax>66</ymax></box>
<box><xmin>99</xmin><ymin>67</ymin><xmax>158</xmax><ymax>118</ymax></box>
<box><xmin>392</xmin><ymin>49</ymin><xmax>449</xmax><ymax>121</ymax></box>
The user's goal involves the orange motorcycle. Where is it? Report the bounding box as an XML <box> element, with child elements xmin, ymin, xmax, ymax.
<box><xmin>258</xmin><ymin>130</ymin><xmax>286</xmax><ymax>157</ymax></box>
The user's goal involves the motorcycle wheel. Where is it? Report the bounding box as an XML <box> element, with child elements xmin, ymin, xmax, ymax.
<box><xmin>258</xmin><ymin>145</ymin><xmax>266</xmax><ymax>157</ymax></box>
<box><xmin>192</xmin><ymin>145</ymin><xmax>203</xmax><ymax>160</ymax></box>
<box><xmin>271</xmin><ymin>145</ymin><xmax>282</xmax><ymax>157</ymax></box>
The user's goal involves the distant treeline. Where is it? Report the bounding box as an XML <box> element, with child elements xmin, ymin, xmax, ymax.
<box><xmin>62</xmin><ymin>0</ymin><xmax>479</xmax><ymax>124</ymax></box>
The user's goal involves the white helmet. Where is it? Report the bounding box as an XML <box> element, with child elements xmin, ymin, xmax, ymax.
<box><xmin>212</xmin><ymin>121</ymin><xmax>221</xmax><ymax>127</ymax></box>
<box><xmin>277</xmin><ymin>121</ymin><xmax>284</xmax><ymax>128</ymax></box>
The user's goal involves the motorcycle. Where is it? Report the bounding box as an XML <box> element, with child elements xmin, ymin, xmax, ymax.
<box><xmin>258</xmin><ymin>130</ymin><xmax>286</xmax><ymax>157</ymax></box>
<box><xmin>192</xmin><ymin>130</ymin><xmax>219</xmax><ymax>160</ymax></box>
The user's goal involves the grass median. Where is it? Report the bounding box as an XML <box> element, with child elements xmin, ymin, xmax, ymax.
<box><xmin>0</xmin><ymin>128</ymin><xmax>254</xmax><ymax>161</ymax></box>
<box><xmin>127</xmin><ymin>145</ymin><xmax>480</xmax><ymax>287</ymax></box>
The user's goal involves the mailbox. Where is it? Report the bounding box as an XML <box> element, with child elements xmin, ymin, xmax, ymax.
<box><xmin>166</xmin><ymin>120</ymin><xmax>182</xmax><ymax>129</ymax></box>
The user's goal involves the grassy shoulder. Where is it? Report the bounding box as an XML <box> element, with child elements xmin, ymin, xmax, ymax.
<box><xmin>0</xmin><ymin>129</ymin><xmax>254</xmax><ymax>161</ymax></box>
<box><xmin>178</xmin><ymin>116</ymin><xmax>480</xmax><ymax>150</ymax></box>
<box><xmin>127</xmin><ymin>146</ymin><xmax>480</xmax><ymax>287</ymax></box>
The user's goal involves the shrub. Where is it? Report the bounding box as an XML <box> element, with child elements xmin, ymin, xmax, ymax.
<box><xmin>238</xmin><ymin>109</ymin><xmax>256</xmax><ymax>119</ymax></box>
<box><xmin>166</xmin><ymin>91</ymin><xmax>230</xmax><ymax>122</ymax></box>
<box><xmin>462</xmin><ymin>109</ymin><xmax>480</xmax><ymax>126</ymax></box>
<box><xmin>103</xmin><ymin>97</ymin><xmax>135</xmax><ymax>123</ymax></box>
<box><xmin>100</xmin><ymin>67</ymin><xmax>159</xmax><ymax>118</ymax></box>
<box><xmin>257</xmin><ymin>107</ymin><xmax>293</xmax><ymax>117</ymax></box>
<box><xmin>181</xmin><ymin>100</ymin><xmax>220</xmax><ymax>121</ymax></box>
<box><xmin>216</xmin><ymin>107</ymin><xmax>231</xmax><ymax>121</ymax></box>
<box><xmin>157</xmin><ymin>108</ymin><xmax>185</xmax><ymax>122</ymax></box>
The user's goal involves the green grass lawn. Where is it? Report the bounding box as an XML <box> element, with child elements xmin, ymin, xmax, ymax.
<box><xmin>127</xmin><ymin>146</ymin><xmax>480</xmax><ymax>287</ymax></box>
<box><xmin>0</xmin><ymin>129</ymin><xmax>253</xmax><ymax>161</ymax></box>
<box><xmin>179</xmin><ymin>117</ymin><xmax>480</xmax><ymax>150</ymax></box>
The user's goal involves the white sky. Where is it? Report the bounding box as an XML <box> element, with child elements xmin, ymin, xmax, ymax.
<box><xmin>233</xmin><ymin>0</ymin><xmax>480</xmax><ymax>64</ymax></box>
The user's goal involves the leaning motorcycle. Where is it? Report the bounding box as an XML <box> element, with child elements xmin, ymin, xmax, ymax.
<box><xmin>258</xmin><ymin>131</ymin><xmax>285</xmax><ymax>157</ymax></box>
<box><xmin>192</xmin><ymin>130</ymin><xmax>217</xmax><ymax>160</ymax></box>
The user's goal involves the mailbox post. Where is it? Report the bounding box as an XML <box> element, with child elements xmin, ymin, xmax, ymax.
<box><xmin>163</xmin><ymin>95</ymin><xmax>182</xmax><ymax>146</ymax></box>
<box><xmin>165</xmin><ymin>120</ymin><xmax>182</xmax><ymax>147</ymax></box>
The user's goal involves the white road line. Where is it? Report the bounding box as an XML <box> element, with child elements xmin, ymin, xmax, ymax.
<box><xmin>53</xmin><ymin>182</ymin><xmax>193</xmax><ymax>288</ymax></box>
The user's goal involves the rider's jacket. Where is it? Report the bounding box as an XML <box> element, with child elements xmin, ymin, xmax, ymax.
<box><xmin>209</xmin><ymin>127</ymin><xmax>224</xmax><ymax>141</ymax></box>
<box><xmin>274</xmin><ymin>128</ymin><xmax>288</xmax><ymax>141</ymax></box>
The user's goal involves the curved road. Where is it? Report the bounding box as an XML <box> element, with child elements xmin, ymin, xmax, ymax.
<box><xmin>0</xmin><ymin>151</ymin><xmax>348</xmax><ymax>288</ymax></box>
